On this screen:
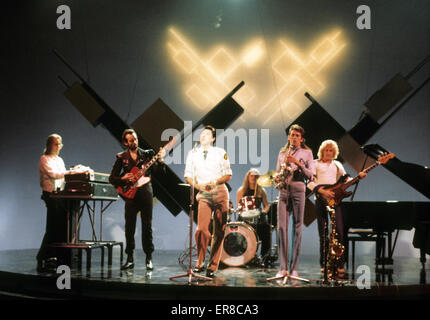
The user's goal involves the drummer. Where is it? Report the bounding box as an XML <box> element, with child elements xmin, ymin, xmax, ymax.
<box><xmin>236</xmin><ymin>168</ymin><xmax>271</xmax><ymax>263</ymax></box>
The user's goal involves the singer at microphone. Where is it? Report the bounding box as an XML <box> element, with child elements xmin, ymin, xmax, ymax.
<box><xmin>184</xmin><ymin>125</ymin><xmax>232</xmax><ymax>278</ymax></box>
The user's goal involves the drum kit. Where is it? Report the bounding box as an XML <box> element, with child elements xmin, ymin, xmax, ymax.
<box><xmin>220</xmin><ymin>170</ymin><xmax>279</xmax><ymax>268</ymax></box>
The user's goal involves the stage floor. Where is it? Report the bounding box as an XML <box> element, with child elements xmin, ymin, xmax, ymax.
<box><xmin>0</xmin><ymin>248</ymin><xmax>429</xmax><ymax>301</ymax></box>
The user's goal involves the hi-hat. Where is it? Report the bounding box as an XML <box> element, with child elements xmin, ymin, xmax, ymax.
<box><xmin>257</xmin><ymin>170</ymin><xmax>277</xmax><ymax>187</ymax></box>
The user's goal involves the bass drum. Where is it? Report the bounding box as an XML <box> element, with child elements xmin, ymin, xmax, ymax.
<box><xmin>221</xmin><ymin>222</ymin><xmax>258</xmax><ymax>267</ymax></box>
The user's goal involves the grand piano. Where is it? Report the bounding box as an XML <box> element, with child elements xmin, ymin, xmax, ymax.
<box><xmin>341</xmin><ymin>144</ymin><xmax>430</xmax><ymax>270</ymax></box>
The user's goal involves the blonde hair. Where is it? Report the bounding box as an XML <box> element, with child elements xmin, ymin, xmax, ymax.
<box><xmin>44</xmin><ymin>133</ymin><xmax>63</xmax><ymax>156</ymax></box>
<box><xmin>317</xmin><ymin>139</ymin><xmax>339</xmax><ymax>160</ymax></box>
<box><xmin>240</xmin><ymin>168</ymin><xmax>264</xmax><ymax>197</ymax></box>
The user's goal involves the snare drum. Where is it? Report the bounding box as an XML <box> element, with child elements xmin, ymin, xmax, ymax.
<box><xmin>238</xmin><ymin>196</ymin><xmax>261</xmax><ymax>222</ymax></box>
<box><xmin>221</xmin><ymin>222</ymin><xmax>259</xmax><ymax>267</ymax></box>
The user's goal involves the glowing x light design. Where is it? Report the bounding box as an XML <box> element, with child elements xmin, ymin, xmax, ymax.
<box><xmin>167</xmin><ymin>27</ymin><xmax>346</xmax><ymax>125</ymax></box>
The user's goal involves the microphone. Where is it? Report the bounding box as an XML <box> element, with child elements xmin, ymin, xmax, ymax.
<box><xmin>192</xmin><ymin>141</ymin><xmax>199</xmax><ymax>153</ymax></box>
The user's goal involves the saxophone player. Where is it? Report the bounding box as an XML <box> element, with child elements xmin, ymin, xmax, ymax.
<box><xmin>307</xmin><ymin>139</ymin><xmax>366</xmax><ymax>275</ymax></box>
<box><xmin>274</xmin><ymin>124</ymin><xmax>314</xmax><ymax>278</ymax></box>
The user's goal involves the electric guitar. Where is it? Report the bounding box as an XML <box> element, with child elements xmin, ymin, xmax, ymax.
<box><xmin>117</xmin><ymin>137</ymin><xmax>177</xmax><ymax>199</ymax></box>
<box><xmin>315</xmin><ymin>152</ymin><xmax>394</xmax><ymax>208</ymax></box>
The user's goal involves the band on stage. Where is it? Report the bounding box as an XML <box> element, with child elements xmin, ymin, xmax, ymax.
<box><xmin>37</xmin><ymin>125</ymin><xmax>368</xmax><ymax>279</ymax></box>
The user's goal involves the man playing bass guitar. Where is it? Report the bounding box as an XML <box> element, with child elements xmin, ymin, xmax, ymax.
<box><xmin>109</xmin><ymin>129</ymin><xmax>166</xmax><ymax>271</ymax></box>
<box><xmin>308</xmin><ymin>141</ymin><xmax>393</xmax><ymax>276</ymax></box>
<box><xmin>307</xmin><ymin>140</ymin><xmax>367</xmax><ymax>275</ymax></box>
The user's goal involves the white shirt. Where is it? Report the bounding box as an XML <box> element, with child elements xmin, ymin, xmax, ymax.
<box><xmin>308</xmin><ymin>159</ymin><xmax>346</xmax><ymax>191</ymax></box>
<box><xmin>39</xmin><ymin>154</ymin><xmax>66</xmax><ymax>192</ymax></box>
<box><xmin>184</xmin><ymin>146</ymin><xmax>232</xmax><ymax>185</ymax></box>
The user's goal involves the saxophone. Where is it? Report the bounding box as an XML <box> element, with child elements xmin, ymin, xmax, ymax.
<box><xmin>326</xmin><ymin>205</ymin><xmax>345</xmax><ymax>279</ymax></box>
<box><xmin>274</xmin><ymin>146</ymin><xmax>294</xmax><ymax>190</ymax></box>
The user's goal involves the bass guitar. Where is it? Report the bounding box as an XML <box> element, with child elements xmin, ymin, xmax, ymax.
<box><xmin>117</xmin><ymin>137</ymin><xmax>177</xmax><ymax>199</ymax></box>
<box><xmin>315</xmin><ymin>152</ymin><xmax>394</xmax><ymax>207</ymax></box>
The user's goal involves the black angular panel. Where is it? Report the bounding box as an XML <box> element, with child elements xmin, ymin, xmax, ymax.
<box><xmin>285</xmin><ymin>101</ymin><xmax>346</xmax><ymax>156</ymax></box>
<box><xmin>364</xmin><ymin>73</ymin><xmax>412</xmax><ymax>121</ymax></box>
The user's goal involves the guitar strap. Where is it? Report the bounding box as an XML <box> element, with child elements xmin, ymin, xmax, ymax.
<box><xmin>333</xmin><ymin>160</ymin><xmax>349</xmax><ymax>180</ymax></box>
<box><xmin>333</xmin><ymin>160</ymin><xmax>341</xmax><ymax>179</ymax></box>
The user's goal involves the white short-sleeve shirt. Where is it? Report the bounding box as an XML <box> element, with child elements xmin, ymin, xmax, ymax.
<box><xmin>39</xmin><ymin>154</ymin><xmax>66</xmax><ymax>192</ymax></box>
<box><xmin>308</xmin><ymin>159</ymin><xmax>346</xmax><ymax>191</ymax></box>
<box><xmin>184</xmin><ymin>146</ymin><xmax>232</xmax><ymax>185</ymax></box>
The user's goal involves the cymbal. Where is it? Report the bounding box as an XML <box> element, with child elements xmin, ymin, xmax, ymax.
<box><xmin>257</xmin><ymin>170</ymin><xmax>277</xmax><ymax>187</ymax></box>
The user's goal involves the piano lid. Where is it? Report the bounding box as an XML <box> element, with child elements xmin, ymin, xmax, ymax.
<box><xmin>362</xmin><ymin>144</ymin><xmax>430</xmax><ymax>200</ymax></box>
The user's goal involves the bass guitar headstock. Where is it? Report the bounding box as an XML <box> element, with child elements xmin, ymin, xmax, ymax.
<box><xmin>377</xmin><ymin>152</ymin><xmax>394</xmax><ymax>165</ymax></box>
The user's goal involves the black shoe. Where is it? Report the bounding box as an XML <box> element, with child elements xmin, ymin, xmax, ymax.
<box><xmin>146</xmin><ymin>258</ymin><xmax>153</xmax><ymax>270</ymax></box>
<box><xmin>121</xmin><ymin>260</ymin><xmax>134</xmax><ymax>270</ymax></box>
<box><xmin>193</xmin><ymin>265</ymin><xmax>205</xmax><ymax>273</ymax></box>
<box><xmin>206</xmin><ymin>269</ymin><xmax>215</xmax><ymax>278</ymax></box>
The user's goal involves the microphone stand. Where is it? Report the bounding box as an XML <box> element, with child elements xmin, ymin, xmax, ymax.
<box><xmin>170</xmin><ymin>142</ymin><xmax>212</xmax><ymax>284</ymax></box>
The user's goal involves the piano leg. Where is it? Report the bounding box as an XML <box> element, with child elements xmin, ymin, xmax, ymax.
<box><xmin>421</xmin><ymin>249</ymin><xmax>427</xmax><ymax>267</ymax></box>
<box><xmin>420</xmin><ymin>267</ymin><xmax>426</xmax><ymax>284</ymax></box>
<box><xmin>388</xmin><ymin>231</ymin><xmax>395</xmax><ymax>263</ymax></box>
<box><xmin>420</xmin><ymin>223</ymin><xmax>430</xmax><ymax>267</ymax></box>
<box><xmin>352</xmin><ymin>241</ymin><xmax>356</xmax><ymax>278</ymax></box>
<box><xmin>419</xmin><ymin>223</ymin><xmax>429</xmax><ymax>285</ymax></box>
<box><xmin>381</xmin><ymin>234</ymin><xmax>386</xmax><ymax>264</ymax></box>
<box><xmin>86</xmin><ymin>248</ymin><xmax>91</xmax><ymax>272</ymax></box>
<box><xmin>375</xmin><ymin>233</ymin><xmax>383</xmax><ymax>265</ymax></box>
<box><xmin>375</xmin><ymin>231</ymin><xmax>394</xmax><ymax>265</ymax></box>
<box><xmin>420</xmin><ymin>243</ymin><xmax>427</xmax><ymax>270</ymax></box>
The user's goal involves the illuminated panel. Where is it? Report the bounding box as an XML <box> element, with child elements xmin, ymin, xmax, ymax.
<box><xmin>206</xmin><ymin>48</ymin><xmax>237</xmax><ymax>81</ymax></box>
<box><xmin>167</xmin><ymin>28</ymin><xmax>255</xmax><ymax>113</ymax></box>
<box><xmin>173</xmin><ymin>50</ymin><xmax>197</xmax><ymax>74</ymax></box>
<box><xmin>167</xmin><ymin>27</ymin><xmax>346</xmax><ymax>125</ymax></box>
<box><xmin>260</xmin><ymin>31</ymin><xmax>346</xmax><ymax>124</ymax></box>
